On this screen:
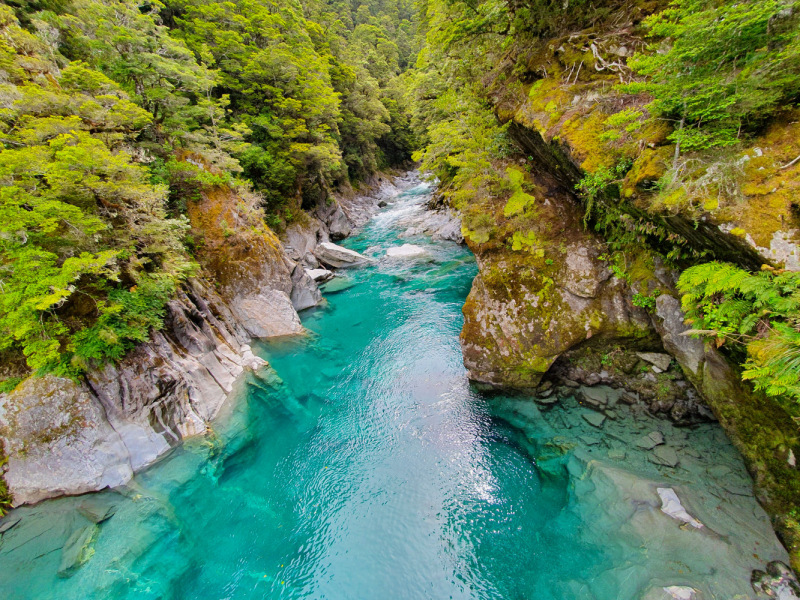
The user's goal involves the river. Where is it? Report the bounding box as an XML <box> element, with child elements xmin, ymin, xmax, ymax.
<box><xmin>0</xmin><ymin>177</ymin><xmax>789</xmax><ymax>599</ymax></box>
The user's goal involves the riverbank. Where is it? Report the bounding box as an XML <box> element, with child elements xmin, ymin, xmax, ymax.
<box><xmin>0</xmin><ymin>174</ymin><xmax>794</xmax><ymax>599</ymax></box>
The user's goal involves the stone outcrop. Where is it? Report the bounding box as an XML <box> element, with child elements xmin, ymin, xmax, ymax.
<box><xmin>186</xmin><ymin>185</ymin><xmax>317</xmax><ymax>327</ymax></box>
<box><xmin>460</xmin><ymin>186</ymin><xmax>655</xmax><ymax>388</ymax></box>
<box><xmin>0</xmin><ymin>279</ymin><xmax>273</xmax><ymax>506</ymax></box>
<box><xmin>289</xmin><ymin>264</ymin><xmax>324</xmax><ymax>312</ymax></box>
<box><xmin>398</xmin><ymin>209</ymin><xmax>464</xmax><ymax>243</ymax></box>
<box><xmin>0</xmin><ymin>376</ymin><xmax>132</xmax><ymax>506</ymax></box>
<box><xmin>313</xmin><ymin>242</ymin><xmax>370</xmax><ymax>268</ymax></box>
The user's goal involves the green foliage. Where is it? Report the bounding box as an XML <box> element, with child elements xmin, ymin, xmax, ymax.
<box><xmin>0</xmin><ymin>6</ymin><xmax>191</xmax><ymax>375</ymax></box>
<box><xmin>576</xmin><ymin>158</ymin><xmax>632</xmax><ymax>225</ymax></box>
<box><xmin>626</xmin><ymin>0</ymin><xmax>800</xmax><ymax>152</ymax></box>
<box><xmin>678</xmin><ymin>262</ymin><xmax>800</xmax><ymax>402</ymax></box>
<box><xmin>0</xmin><ymin>377</ymin><xmax>24</xmax><ymax>394</ymax></box>
<box><xmin>632</xmin><ymin>292</ymin><xmax>658</xmax><ymax>311</ymax></box>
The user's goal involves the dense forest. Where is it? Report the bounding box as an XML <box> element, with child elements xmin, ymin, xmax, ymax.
<box><xmin>2</xmin><ymin>0</ymin><xmax>800</xmax><ymax>424</ymax></box>
<box><xmin>0</xmin><ymin>0</ymin><xmax>417</xmax><ymax>381</ymax></box>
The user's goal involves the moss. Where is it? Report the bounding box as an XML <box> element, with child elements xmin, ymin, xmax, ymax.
<box><xmin>623</xmin><ymin>147</ymin><xmax>671</xmax><ymax>197</ymax></box>
<box><xmin>560</xmin><ymin>110</ymin><xmax>614</xmax><ymax>172</ymax></box>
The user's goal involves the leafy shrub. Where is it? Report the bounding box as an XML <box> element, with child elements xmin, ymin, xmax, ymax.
<box><xmin>678</xmin><ymin>262</ymin><xmax>800</xmax><ymax>402</ymax></box>
<box><xmin>626</xmin><ymin>0</ymin><xmax>800</xmax><ymax>152</ymax></box>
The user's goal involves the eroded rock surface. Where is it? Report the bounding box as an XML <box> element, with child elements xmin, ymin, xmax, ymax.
<box><xmin>314</xmin><ymin>242</ymin><xmax>370</xmax><ymax>268</ymax></box>
<box><xmin>0</xmin><ymin>376</ymin><xmax>132</xmax><ymax>506</ymax></box>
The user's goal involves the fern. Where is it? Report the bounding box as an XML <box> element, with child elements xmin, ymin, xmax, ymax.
<box><xmin>678</xmin><ymin>262</ymin><xmax>800</xmax><ymax>403</ymax></box>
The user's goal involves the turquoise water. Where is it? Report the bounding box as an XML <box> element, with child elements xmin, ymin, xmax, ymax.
<box><xmin>0</xmin><ymin>181</ymin><xmax>787</xmax><ymax>599</ymax></box>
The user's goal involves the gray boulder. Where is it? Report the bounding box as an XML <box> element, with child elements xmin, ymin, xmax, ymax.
<box><xmin>636</xmin><ymin>352</ymin><xmax>673</xmax><ymax>372</ymax></box>
<box><xmin>230</xmin><ymin>289</ymin><xmax>303</xmax><ymax>338</ymax></box>
<box><xmin>314</xmin><ymin>242</ymin><xmax>370</xmax><ymax>268</ymax></box>
<box><xmin>0</xmin><ymin>376</ymin><xmax>133</xmax><ymax>506</ymax></box>
<box><xmin>290</xmin><ymin>264</ymin><xmax>323</xmax><ymax>312</ymax></box>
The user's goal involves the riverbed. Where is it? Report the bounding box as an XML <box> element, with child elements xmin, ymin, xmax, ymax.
<box><xmin>0</xmin><ymin>178</ymin><xmax>789</xmax><ymax>599</ymax></box>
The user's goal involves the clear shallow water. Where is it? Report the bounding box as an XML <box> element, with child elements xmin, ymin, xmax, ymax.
<box><xmin>0</xmin><ymin>180</ymin><xmax>788</xmax><ymax>599</ymax></box>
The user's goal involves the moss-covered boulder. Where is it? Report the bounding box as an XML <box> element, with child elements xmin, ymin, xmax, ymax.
<box><xmin>461</xmin><ymin>191</ymin><xmax>655</xmax><ymax>387</ymax></box>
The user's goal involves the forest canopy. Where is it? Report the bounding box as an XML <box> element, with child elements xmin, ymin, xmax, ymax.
<box><xmin>0</xmin><ymin>0</ymin><xmax>417</xmax><ymax>377</ymax></box>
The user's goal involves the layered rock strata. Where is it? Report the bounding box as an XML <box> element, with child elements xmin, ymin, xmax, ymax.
<box><xmin>0</xmin><ymin>172</ymin><xmax>396</xmax><ymax>506</ymax></box>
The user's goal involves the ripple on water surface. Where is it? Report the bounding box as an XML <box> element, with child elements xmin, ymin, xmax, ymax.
<box><xmin>0</xmin><ymin>175</ymin><xmax>789</xmax><ymax>599</ymax></box>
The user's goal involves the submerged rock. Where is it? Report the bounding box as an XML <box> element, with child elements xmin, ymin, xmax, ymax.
<box><xmin>582</xmin><ymin>412</ymin><xmax>606</xmax><ymax>428</ymax></box>
<box><xmin>658</xmin><ymin>488</ymin><xmax>703</xmax><ymax>529</ymax></box>
<box><xmin>640</xmin><ymin>586</ymin><xmax>698</xmax><ymax>600</ymax></box>
<box><xmin>320</xmin><ymin>277</ymin><xmax>355</xmax><ymax>294</ymax></box>
<box><xmin>386</xmin><ymin>244</ymin><xmax>427</xmax><ymax>258</ymax></box>
<box><xmin>651</xmin><ymin>445</ymin><xmax>680</xmax><ymax>468</ymax></box>
<box><xmin>314</xmin><ymin>242</ymin><xmax>370</xmax><ymax>268</ymax></box>
<box><xmin>636</xmin><ymin>431</ymin><xmax>665</xmax><ymax>450</ymax></box>
<box><xmin>58</xmin><ymin>524</ymin><xmax>99</xmax><ymax>578</ymax></box>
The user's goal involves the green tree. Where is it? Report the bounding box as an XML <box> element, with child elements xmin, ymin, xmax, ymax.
<box><xmin>626</xmin><ymin>0</ymin><xmax>800</xmax><ymax>152</ymax></box>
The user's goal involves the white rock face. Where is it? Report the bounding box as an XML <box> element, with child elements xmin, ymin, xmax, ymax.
<box><xmin>313</xmin><ymin>242</ymin><xmax>370</xmax><ymax>268</ymax></box>
<box><xmin>0</xmin><ymin>376</ymin><xmax>134</xmax><ymax>506</ymax></box>
<box><xmin>289</xmin><ymin>264</ymin><xmax>323</xmax><ymax>312</ymax></box>
<box><xmin>0</xmin><ymin>282</ymin><xmax>275</xmax><ymax>506</ymax></box>
<box><xmin>386</xmin><ymin>244</ymin><xmax>427</xmax><ymax>258</ymax></box>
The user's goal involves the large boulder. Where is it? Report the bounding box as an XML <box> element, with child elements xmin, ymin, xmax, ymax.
<box><xmin>284</xmin><ymin>218</ymin><xmax>329</xmax><ymax>266</ymax></box>
<box><xmin>230</xmin><ymin>290</ymin><xmax>303</xmax><ymax>338</ymax></box>
<box><xmin>461</xmin><ymin>232</ymin><xmax>654</xmax><ymax>388</ymax></box>
<box><xmin>0</xmin><ymin>376</ymin><xmax>133</xmax><ymax>506</ymax></box>
<box><xmin>313</xmin><ymin>242</ymin><xmax>370</xmax><ymax>268</ymax></box>
<box><xmin>289</xmin><ymin>264</ymin><xmax>323</xmax><ymax>311</ymax></box>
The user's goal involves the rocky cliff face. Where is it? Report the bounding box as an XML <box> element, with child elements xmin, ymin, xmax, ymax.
<box><xmin>456</xmin><ymin>25</ymin><xmax>800</xmax><ymax>567</ymax></box>
<box><xmin>0</xmin><ymin>170</ymin><xmax>396</xmax><ymax>507</ymax></box>
<box><xmin>0</xmin><ymin>280</ymin><xmax>268</xmax><ymax>506</ymax></box>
